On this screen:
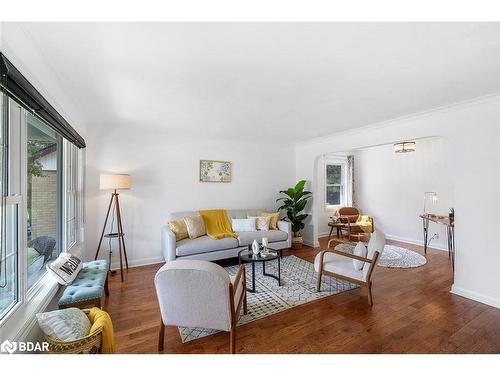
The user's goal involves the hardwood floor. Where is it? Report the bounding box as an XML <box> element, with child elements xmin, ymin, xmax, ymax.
<box><xmin>104</xmin><ymin>238</ymin><xmax>500</xmax><ymax>354</ymax></box>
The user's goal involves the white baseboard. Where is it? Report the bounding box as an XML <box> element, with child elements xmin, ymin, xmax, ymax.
<box><xmin>384</xmin><ymin>234</ymin><xmax>447</xmax><ymax>252</ymax></box>
<box><xmin>451</xmin><ymin>285</ymin><xmax>500</xmax><ymax>309</ymax></box>
<box><xmin>318</xmin><ymin>231</ymin><xmax>448</xmax><ymax>252</ymax></box>
<box><xmin>111</xmin><ymin>255</ymin><xmax>164</xmax><ymax>270</ymax></box>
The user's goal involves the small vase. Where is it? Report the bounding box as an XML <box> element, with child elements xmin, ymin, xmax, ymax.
<box><xmin>262</xmin><ymin>237</ymin><xmax>268</xmax><ymax>248</ymax></box>
<box><xmin>252</xmin><ymin>239</ymin><xmax>260</xmax><ymax>255</ymax></box>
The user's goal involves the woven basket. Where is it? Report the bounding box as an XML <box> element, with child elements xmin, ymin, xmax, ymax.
<box><xmin>45</xmin><ymin>309</ymin><xmax>103</xmax><ymax>354</ymax></box>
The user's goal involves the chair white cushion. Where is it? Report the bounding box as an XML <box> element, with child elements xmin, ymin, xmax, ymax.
<box><xmin>154</xmin><ymin>260</ymin><xmax>232</xmax><ymax>331</ymax></box>
<box><xmin>314</xmin><ymin>252</ymin><xmax>364</xmax><ymax>281</ymax></box>
<box><xmin>352</xmin><ymin>242</ymin><xmax>367</xmax><ymax>270</ymax></box>
<box><xmin>231</xmin><ymin>218</ymin><xmax>256</xmax><ymax>232</ymax></box>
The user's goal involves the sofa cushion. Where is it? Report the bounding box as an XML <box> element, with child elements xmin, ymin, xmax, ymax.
<box><xmin>236</xmin><ymin>230</ymin><xmax>288</xmax><ymax>246</ymax></box>
<box><xmin>176</xmin><ymin>236</ymin><xmax>239</xmax><ymax>257</ymax></box>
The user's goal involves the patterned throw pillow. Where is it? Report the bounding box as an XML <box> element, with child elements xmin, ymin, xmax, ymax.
<box><xmin>47</xmin><ymin>253</ymin><xmax>82</xmax><ymax>285</ymax></box>
<box><xmin>183</xmin><ymin>216</ymin><xmax>206</xmax><ymax>239</ymax></box>
<box><xmin>248</xmin><ymin>216</ymin><xmax>271</xmax><ymax>231</ymax></box>
<box><xmin>168</xmin><ymin>219</ymin><xmax>189</xmax><ymax>241</ymax></box>
<box><xmin>36</xmin><ymin>308</ymin><xmax>91</xmax><ymax>341</ymax></box>
<box><xmin>260</xmin><ymin>212</ymin><xmax>280</xmax><ymax>230</ymax></box>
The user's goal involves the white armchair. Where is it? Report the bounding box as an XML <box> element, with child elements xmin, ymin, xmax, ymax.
<box><xmin>154</xmin><ymin>260</ymin><xmax>247</xmax><ymax>353</ymax></box>
<box><xmin>314</xmin><ymin>231</ymin><xmax>386</xmax><ymax>305</ymax></box>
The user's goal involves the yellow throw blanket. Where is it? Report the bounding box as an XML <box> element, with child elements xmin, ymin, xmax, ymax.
<box><xmin>199</xmin><ymin>209</ymin><xmax>237</xmax><ymax>240</ymax></box>
<box><xmin>356</xmin><ymin>215</ymin><xmax>373</xmax><ymax>233</ymax></box>
<box><xmin>89</xmin><ymin>307</ymin><xmax>115</xmax><ymax>354</ymax></box>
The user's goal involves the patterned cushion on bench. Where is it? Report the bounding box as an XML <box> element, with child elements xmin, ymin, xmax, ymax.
<box><xmin>59</xmin><ymin>260</ymin><xmax>108</xmax><ymax>307</ymax></box>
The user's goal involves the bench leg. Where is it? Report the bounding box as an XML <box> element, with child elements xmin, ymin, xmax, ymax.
<box><xmin>104</xmin><ymin>275</ymin><xmax>110</xmax><ymax>297</ymax></box>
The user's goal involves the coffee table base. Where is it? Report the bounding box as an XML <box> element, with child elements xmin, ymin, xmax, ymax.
<box><xmin>239</xmin><ymin>250</ymin><xmax>281</xmax><ymax>293</ymax></box>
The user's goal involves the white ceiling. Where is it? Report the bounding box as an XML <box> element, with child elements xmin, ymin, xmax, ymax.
<box><xmin>2</xmin><ymin>22</ymin><xmax>499</xmax><ymax>142</ymax></box>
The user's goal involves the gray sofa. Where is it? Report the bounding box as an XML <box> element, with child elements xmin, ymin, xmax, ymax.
<box><xmin>161</xmin><ymin>209</ymin><xmax>292</xmax><ymax>262</ymax></box>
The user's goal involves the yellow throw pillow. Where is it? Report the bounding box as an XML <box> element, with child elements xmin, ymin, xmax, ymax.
<box><xmin>261</xmin><ymin>212</ymin><xmax>280</xmax><ymax>230</ymax></box>
<box><xmin>168</xmin><ymin>220</ymin><xmax>189</xmax><ymax>241</ymax></box>
<box><xmin>183</xmin><ymin>216</ymin><xmax>206</xmax><ymax>239</ymax></box>
<box><xmin>248</xmin><ymin>216</ymin><xmax>271</xmax><ymax>231</ymax></box>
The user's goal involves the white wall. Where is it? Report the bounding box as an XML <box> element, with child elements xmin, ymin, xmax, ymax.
<box><xmin>83</xmin><ymin>127</ymin><xmax>295</xmax><ymax>267</ymax></box>
<box><xmin>295</xmin><ymin>94</ymin><xmax>500</xmax><ymax>309</ymax></box>
<box><xmin>352</xmin><ymin>138</ymin><xmax>453</xmax><ymax>250</ymax></box>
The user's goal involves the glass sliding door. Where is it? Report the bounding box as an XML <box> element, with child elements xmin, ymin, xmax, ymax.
<box><xmin>26</xmin><ymin>113</ymin><xmax>61</xmax><ymax>290</ymax></box>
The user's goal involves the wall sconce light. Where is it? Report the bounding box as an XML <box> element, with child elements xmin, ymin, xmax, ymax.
<box><xmin>394</xmin><ymin>141</ymin><xmax>416</xmax><ymax>153</ymax></box>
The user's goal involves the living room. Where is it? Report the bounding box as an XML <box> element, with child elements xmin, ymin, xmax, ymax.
<box><xmin>1</xmin><ymin>1</ymin><xmax>500</xmax><ymax>372</ymax></box>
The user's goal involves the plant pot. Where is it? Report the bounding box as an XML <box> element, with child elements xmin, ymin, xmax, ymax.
<box><xmin>291</xmin><ymin>236</ymin><xmax>303</xmax><ymax>250</ymax></box>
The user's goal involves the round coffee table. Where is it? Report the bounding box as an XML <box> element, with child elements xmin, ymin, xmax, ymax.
<box><xmin>238</xmin><ymin>247</ymin><xmax>281</xmax><ymax>293</ymax></box>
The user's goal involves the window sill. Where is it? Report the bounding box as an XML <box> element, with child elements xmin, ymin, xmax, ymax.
<box><xmin>0</xmin><ymin>272</ymin><xmax>59</xmax><ymax>342</ymax></box>
<box><xmin>0</xmin><ymin>242</ymin><xmax>85</xmax><ymax>342</ymax></box>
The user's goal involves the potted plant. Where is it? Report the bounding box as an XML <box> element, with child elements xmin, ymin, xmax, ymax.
<box><xmin>277</xmin><ymin>180</ymin><xmax>312</xmax><ymax>249</ymax></box>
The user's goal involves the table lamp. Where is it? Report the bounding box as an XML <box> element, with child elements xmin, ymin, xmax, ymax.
<box><xmin>423</xmin><ymin>191</ymin><xmax>438</xmax><ymax>214</ymax></box>
<box><xmin>95</xmin><ymin>174</ymin><xmax>132</xmax><ymax>282</ymax></box>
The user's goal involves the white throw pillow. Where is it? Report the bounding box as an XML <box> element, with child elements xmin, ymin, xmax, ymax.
<box><xmin>352</xmin><ymin>241</ymin><xmax>367</xmax><ymax>270</ymax></box>
<box><xmin>248</xmin><ymin>216</ymin><xmax>271</xmax><ymax>231</ymax></box>
<box><xmin>183</xmin><ymin>216</ymin><xmax>206</xmax><ymax>239</ymax></box>
<box><xmin>47</xmin><ymin>253</ymin><xmax>83</xmax><ymax>285</ymax></box>
<box><xmin>36</xmin><ymin>308</ymin><xmax>91</xmax><ymax>341</ymax></box>
<box><xmin>231</xmin><ymin>218</ymin><xmax>257</xmax><ymax>232</ymax></box>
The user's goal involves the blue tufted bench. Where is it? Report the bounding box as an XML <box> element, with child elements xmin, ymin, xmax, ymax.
<box><xmin>58</xmin><ymin>260</ymin><xmax>110</xmax><ymax>309</ymax></box>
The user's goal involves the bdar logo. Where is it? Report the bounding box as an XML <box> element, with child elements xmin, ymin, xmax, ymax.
<box><xmin>1</xmin><ymin>339</ymin><xmax>17</xmax><ymax>354</ymax></box>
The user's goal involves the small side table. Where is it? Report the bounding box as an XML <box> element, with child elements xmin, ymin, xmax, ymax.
<box><xmin>238</xmin><ymin>247</ymin><xmax>281</xmax><ymax>293</ymax></box>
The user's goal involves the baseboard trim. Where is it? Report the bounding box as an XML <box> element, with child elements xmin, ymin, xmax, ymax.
<box><xmin>318</xmin><ymin>231</ymin><xmax>447</xmax><ymax>252</ymax></box>
<box><xmin>451</xmin><ymin>285</ymin><xmax>500</xmax><ymax>309</ymax></box>
<box><xmin>111</xmin><ymin>256</ymin><xmax>164</xmax><ymax>271</ymax></box>
<box><xmin>385</xmin><ymin>234</ymin><xmax>447</xmax><ymax>252</ymax></box>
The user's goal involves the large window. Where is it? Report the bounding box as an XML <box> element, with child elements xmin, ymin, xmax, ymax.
<box><xmin>0</xmin><ymin>94</ymin><xmax>84</xmax><ymax>322</ymax></box>
<box><xmin>26</xmin><ymin>113</ymin><xmax>61</xmax><ymax>290</ymax></box>
<box><xmin>326</xmin><ymin>164</ymin><xmax>344</xmax><ymax>206</ymax></box>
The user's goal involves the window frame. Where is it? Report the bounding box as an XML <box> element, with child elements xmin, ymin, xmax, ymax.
<box><xmin>325</xmin><ymin>161</ymin><xmax>347</xmax><ymax>209</ymax></box>
<box><xmin>0</xmin><ymin>93</ymin><xmax>85</xmax><ymax>336</ymax></box>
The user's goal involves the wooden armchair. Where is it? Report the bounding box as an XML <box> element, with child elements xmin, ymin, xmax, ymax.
<box><xmin>314</xmin><ymin>231</ymin><xmax>386</xmax><ymax>305</ymax></box>
<box><xmin>154</xmin><ymin>260</ymin><xmax>247</xmax><ymax>354</ymax></box>
<box><xmin>337</xmin><ymin>207</ymin><xmax>374</xmax><ymax>241</ymax></box>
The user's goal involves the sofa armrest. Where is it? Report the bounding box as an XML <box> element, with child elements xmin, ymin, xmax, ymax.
<box><xmin>277</xmin><ymin>220</ymin><xmax>292</xmax><ymax>248</ymax></box>
<box><xmin>161</xmin><ymin>225</ymin><xmax>177</xmax><ymax>262</ymax></box>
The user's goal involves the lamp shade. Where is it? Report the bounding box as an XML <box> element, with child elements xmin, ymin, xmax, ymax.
<box><xmin>100</xmin><ymin>174</ymin><xmax>132</xmax><ymax>190</ymax></box>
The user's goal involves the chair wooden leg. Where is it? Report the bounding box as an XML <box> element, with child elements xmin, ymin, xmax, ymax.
<box><xmin>316</xmin><ymin>272</ymin><xmax>322</xmax><ymax>292</ymax></box>
<box><xmin>243</xmin><ymin>291</ymin><xmax>248</xmax><ymax>315</ymax></box>
<box><xmin>243</xmin><ymin>270</ymin><xmax>248</xmax><ymax>314</ymax></box>
<box><xmin>230</xmin><ymin>326</ymin><xmax>236</xmax><ymax>354</ymax></box>
<box><xmin>158</xmin><ymin>320</ymin><xmax>165</xmax><ymax>352</ymax></box>
<box><xmin>367</xmin><ymin>283</ymin><xmax>373</xmax><ymax>306</ymax></box>
<box><xmin>327</xmin><ymin>226</ymin><xmax>334</xmax><ymax>241</ymax></box>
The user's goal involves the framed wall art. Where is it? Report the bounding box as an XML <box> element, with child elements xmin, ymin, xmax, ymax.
<box><xmin>199</xmin><ymin>160</ymin><xmax>232</xmax><ymax>183</ymax></box>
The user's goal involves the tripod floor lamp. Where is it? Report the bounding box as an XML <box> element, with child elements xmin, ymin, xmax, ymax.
<box><xmin>95</xmin><ymin>174</ymin><xmax>131</xmax><ymax>282</ymax></box>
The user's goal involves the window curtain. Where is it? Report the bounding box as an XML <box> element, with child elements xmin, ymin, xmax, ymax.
<box><xmin>346</xmin><ymin>155</ymin><xmax>355</xmax><ymax>207</ymax></box>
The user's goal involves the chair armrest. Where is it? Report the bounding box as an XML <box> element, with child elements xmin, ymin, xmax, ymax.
<box><xmin>277</xmin><ymin>220</ymin><xmax>292</xmax><ymax>248</ymax></box>
<box><xmin>319</xmin><ymin>249</ymin><xmax>374</xmax><ymax>264</ymax></box>
<box><xmin>161</xmin><ymin>225</ymin><xmax>177</xmax><ymax>262</ymax></box>
<box><xmin>232</xmin><ymin>265</ymin><xmax>245</xmax><ymax>289</ymax></box>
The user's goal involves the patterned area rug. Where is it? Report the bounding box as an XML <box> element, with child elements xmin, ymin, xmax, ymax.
<box><xmin>335</xmin><ymin>243</ymin><xmax>427</xmax><ymax>268</ymax></box>
<box><xmin>178</xmin><ymin>255</ymin><xmax>357</xmax><ymax>342</ymax></box>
